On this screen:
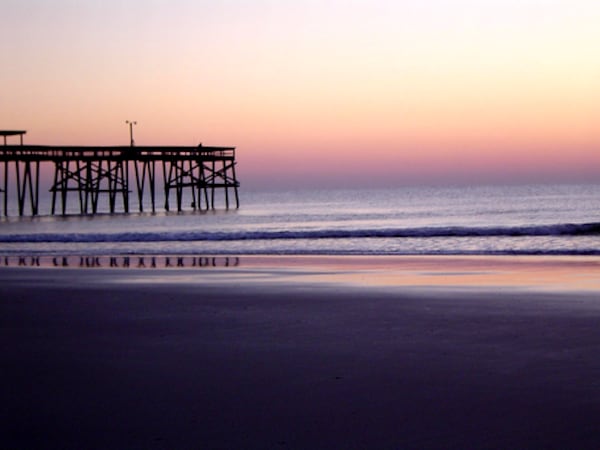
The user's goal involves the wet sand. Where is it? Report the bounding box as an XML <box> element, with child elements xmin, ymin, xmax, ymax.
<box><xmin>2</xmin><ymin>256</ymin><xmax>600</xmax><ymax>449</ymax></box>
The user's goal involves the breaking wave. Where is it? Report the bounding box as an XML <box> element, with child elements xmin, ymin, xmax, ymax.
<box><xmin>2</xmin><ymin>222</ymin><xmax>599</xmax><ymax>243</ymax></box>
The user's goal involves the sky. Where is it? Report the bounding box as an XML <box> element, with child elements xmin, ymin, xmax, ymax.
<box><xmin>2</xmin><ymin>0</ymin><xmax>600</xmax><ymax>189</ymax></box>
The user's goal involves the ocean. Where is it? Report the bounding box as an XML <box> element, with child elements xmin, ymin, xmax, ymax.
<box><xmin>0</xmin><ymin>184</ymin><xmax>599</xmax><ymax>259</ymax></box>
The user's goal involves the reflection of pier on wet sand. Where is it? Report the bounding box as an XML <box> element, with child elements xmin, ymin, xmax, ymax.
<box><xmin>1</xmin><ymin>130</ymin><xmax>240</xmax><ymax>216</ymax></box>
<box><xmin>1</xmin><ymin>255</ymin><xmax>240</xmax><ymax>269</ymax></box>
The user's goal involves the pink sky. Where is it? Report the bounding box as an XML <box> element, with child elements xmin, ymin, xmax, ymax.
<box><xmin>2</xmin><ymin>0</ymin><xmax>599</xmax><ymax>189</ymax></box>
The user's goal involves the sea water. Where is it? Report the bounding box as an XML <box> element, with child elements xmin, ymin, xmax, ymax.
<box><xmin>0</xmin><ymin>184</ymin><xmax>599</xmax><ymax>257</ymax></box>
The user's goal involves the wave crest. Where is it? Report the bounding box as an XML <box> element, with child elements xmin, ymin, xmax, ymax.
<box><xmin>1</xmin><ymin>222</ymin><xmax>599</xmax><ymax>243</ymax></box>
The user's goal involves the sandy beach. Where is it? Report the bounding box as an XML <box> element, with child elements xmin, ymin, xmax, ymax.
<box><xmin>2</xmin><ymin>255</ymin><xmax>600</xmax><ymax>449</ymax></box>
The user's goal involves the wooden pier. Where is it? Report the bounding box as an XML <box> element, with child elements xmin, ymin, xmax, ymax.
<box><xmin>0</xmin><ymin>130</ymin><xmax>240</xmax><ymax>216</ymax></box>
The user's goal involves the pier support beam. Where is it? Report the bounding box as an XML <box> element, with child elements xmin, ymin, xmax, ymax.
<box><xmin>87</xmin><ymin>159</ymin><xmax>130</xmax><ymax>214</ymax></box>
<box><xmin>50</xmin><ymin>159</ymin><xmax>130</xmax><ymax>215</ymax></box>
<box><xmin>134</xmin><ymin>160</ymin><xmax>157</xmax><ymax>212</ymax></box>
<box><xmin>203</xmin><ymin>157</ymin><xmax>240</xmax><ymax>209</ymax></box>
<box><xmin>51</xmin><ymin>160</ymin><xmax>89</xmax><ymax>215</ymax></box>
<box><xmin>163</xmin><ymin>159</ymin><xmax>205</xmax><ymax>212</ymax></box>
<box><xmin>2</xmin><ymin>159</ymin><xmax>7</xmax><ymax>216</ymax></box>
<box><xmin>14</xmin><ymin>160</ymin><xmax>40</xmax><ymax>216</ymax></box>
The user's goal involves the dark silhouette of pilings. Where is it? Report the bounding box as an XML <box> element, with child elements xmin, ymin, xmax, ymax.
<box><xmin>0</xmin><ymin>140</ymin><xmax>240</xmax><ymax>216</ymax></box>
<box><xmin>1</xmin><ymin>254</ymin><xmax>240</xmax><ymax>269</ymax></box>
<box><xmin>50</xmin><ymin>152</ymin><xmax>130</xmax><ymax>215</ymax></box>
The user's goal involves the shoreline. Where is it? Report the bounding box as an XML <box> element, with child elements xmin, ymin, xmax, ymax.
<box><xmin>2</xmin><ymin>253</ymin><xmax>600</xmax><ymax>292</ymax></box>
<box><xmin>3</xmin><ymin>255</ymin><xmax>600</xmax><ymax>448</ymax></box>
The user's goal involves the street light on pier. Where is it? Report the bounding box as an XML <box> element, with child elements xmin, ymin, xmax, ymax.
<box><xmin>125</xmin><ymin>120</ymin><xmax>137</xmax><ymax>147</ymax></box>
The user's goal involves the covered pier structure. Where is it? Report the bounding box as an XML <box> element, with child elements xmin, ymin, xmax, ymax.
<box><xmin>0</xmin><ymin>131</ymin><xmax>240</xmax><ymax>216</ymax></box>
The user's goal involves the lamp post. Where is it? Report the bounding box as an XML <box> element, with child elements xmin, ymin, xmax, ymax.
<box><xmin>125</xmin><ymin>120</ymin><xmax>137</xmax><ymax>147</ymax></box>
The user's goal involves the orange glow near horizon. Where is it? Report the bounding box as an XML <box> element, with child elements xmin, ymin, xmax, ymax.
<box><xmin>2</xmin><ymin>1</ymin><xmax>600</xmax><ymax>188</ymax></box>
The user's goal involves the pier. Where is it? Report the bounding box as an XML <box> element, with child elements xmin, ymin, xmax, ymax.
<box><xmin>1</xmin><ymin>130</ymin><xmax>240</xmax><ymax>216</ymax></box>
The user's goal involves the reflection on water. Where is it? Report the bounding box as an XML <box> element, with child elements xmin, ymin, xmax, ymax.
<box><xmin>2</xmin><ymin>254</ymin><xmax>600</xmax><ymax>292</ymax></box>
<box><xmin>1</xmin><ymin>255</ymin><xmax>240</xmax><ymax>269</ymax></box>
